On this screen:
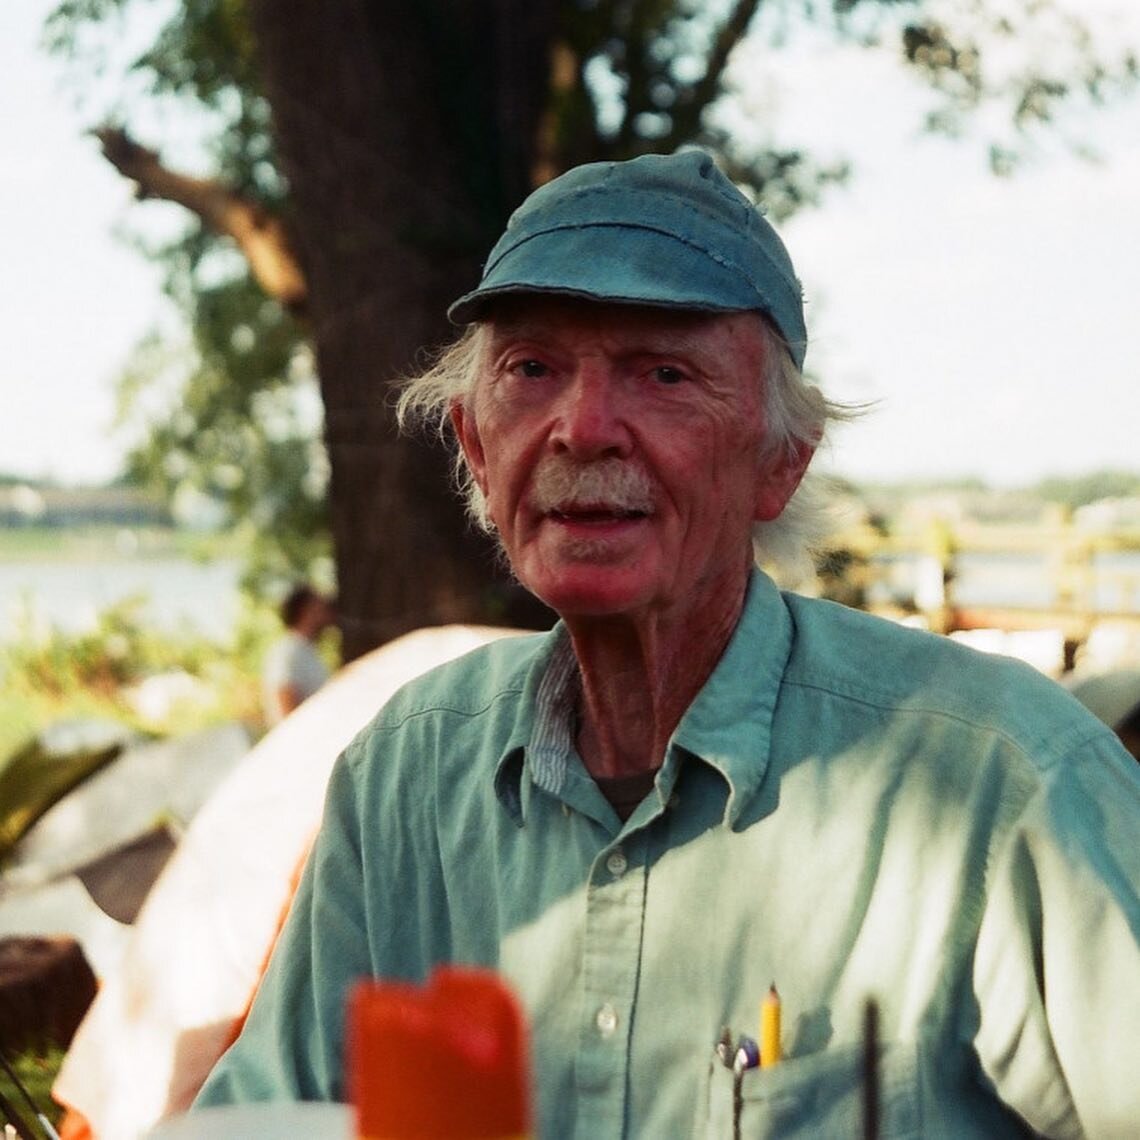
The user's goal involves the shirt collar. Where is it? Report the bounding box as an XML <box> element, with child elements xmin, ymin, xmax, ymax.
<box><xmin>523</xmin><ymin>632</ymin><xmax>581</xmax><ymax>798</ymax></box>
<box><xmin>493</xmin><ymin>569</ymin><xmax>794</xmax><ymax>828</ymax></box>
<box><xmin>669</xmin><ymin>569</ymin><xmax>793</xmax><ymax>827</ymax></box>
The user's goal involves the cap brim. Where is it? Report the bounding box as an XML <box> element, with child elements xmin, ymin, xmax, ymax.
<box><xmin>448</xmin><ymin>223</ymin><xmax>775</xmax><ymax>327</ymax></box>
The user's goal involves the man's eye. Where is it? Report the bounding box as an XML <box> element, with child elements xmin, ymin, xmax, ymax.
<box><xmin>515</xmin><ymin>359</ymin><xmax>548</xmax><ymax>379</ymax></box>
<box><xmin>652</xmin><ymin>366</ymin><xmax>685</xmax><ymax>385</ymax></box>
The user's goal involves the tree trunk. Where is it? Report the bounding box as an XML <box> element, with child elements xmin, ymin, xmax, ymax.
<box><xmin>248</xmin><ymin>0</ymin><xmax>555</xmax><ymax>659</ymax></box>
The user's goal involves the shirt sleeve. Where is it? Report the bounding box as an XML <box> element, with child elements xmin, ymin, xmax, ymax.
<box><xmin>194</xmin><ymin>749</ymin><xmax>372</xmax><ymax>1105</ymax></box>
<box><xmin>972</xmin><ymin>730</ymin><xmax>1140</xmax><ymax>1138</ymax></box>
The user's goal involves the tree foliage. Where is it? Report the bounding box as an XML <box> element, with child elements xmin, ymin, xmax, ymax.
<box><xmin>116</xmin><ymin>274</ymin><xmax>329</xmax><ymax>590</ymax></box>
<box><xmin>42</xmin><ymin>0</ymin><xmax>1138</xmax><ymax>656</ymax></box>
<box><xmin>1033</xmin><ymin>471</ymin><xmax>1140</xmax><ymax>512</ymax></box>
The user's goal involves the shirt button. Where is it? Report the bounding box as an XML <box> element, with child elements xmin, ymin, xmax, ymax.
<box><xmin>595</xmin><ymin>1003</ymin><xmax>619</xmax><ymax>1037</ymax></box>
<box><xmin>605</xmin><ymin>848</ymin><xmax>628</xmax><ymax>877</ymax></box>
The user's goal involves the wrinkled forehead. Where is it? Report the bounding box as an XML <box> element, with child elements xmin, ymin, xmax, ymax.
<box><xmin>458</xmin><ymin>301</ymin><xmax>775</xmax><ymax>427</ymax></box>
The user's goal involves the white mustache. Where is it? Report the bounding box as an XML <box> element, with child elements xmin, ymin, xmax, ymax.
<box><xmin>532</xmin><ymin>459</ymin><xmax>654</xmax><ymax>515</ymax></box>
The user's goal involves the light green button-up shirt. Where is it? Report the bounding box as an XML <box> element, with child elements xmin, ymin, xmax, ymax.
<box><xmin>196</xmin><ymin>571</ymin><xmax>1140</xmax><ymax>1138</ymax></box>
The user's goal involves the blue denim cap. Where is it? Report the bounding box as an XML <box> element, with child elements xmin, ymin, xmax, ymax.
<box><xmin>448</xmin><ymin>149</ymin><xmax>808</xmax><ymax>368</ymax></box>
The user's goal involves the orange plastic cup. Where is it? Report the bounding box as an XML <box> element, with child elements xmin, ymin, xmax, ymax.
<box><xmin>348</xmin><ymin>966</ymin><xmax>531</xmax><ymax>1139</ymax></box>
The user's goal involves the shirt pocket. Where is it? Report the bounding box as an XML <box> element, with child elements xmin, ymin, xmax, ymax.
<box><xmin>700</xmin><ymin>1041</ymin><xmax>921</xmax><ymax>1140</ymax></box>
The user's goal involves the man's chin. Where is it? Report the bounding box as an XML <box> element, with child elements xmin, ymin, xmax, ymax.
<box><xmin>524</xmin><ymin>570</ymin><xmax>657</xmax><ymax>620</ymax></box>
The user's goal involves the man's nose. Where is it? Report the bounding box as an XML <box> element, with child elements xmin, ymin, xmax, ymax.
<box><xmin>549</xmin><ymin>365</ymin><xmax>631</xmax><ymax>458</ymax></box>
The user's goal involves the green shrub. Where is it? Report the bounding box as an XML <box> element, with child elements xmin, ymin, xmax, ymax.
<box><xmin>0</xmin><ymin>1045</ymin><xmax>65</xmax><ymax>1131</ymax></box>
<box><xmin>0</xmin><ymin>1048</ymin><xmax>64</xmax><ymax>1130</ymax></box>
<box><xmin>0</xmin><ymin>594</ymin><xmax>281</xmax><ymax>760</ymax></box>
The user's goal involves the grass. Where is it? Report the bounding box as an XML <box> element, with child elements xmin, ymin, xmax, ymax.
<box><xmin>0</xmin><ymin>590</ymin><xmax>284</xmax><ymax>864</ymax></box>
<box><xmin>0</xmin><ymin>684</ymin><xmax>139</xmax><ymax>773</ymax></box>
<box><xmin>0</xmin><ymin>599</ymin><xmax>271</xmax><ymax>762</ymax></box>
<box><xmin>0</xmin><ymin>597</ymin><xmax>274</xmax><ymax>865</ymax></box>
<box><xmin>0</xmin><ymin>525</ymin><xmax>245</xmax><ymax>563</ymax></box>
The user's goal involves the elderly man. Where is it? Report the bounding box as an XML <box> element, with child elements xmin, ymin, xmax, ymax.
<box><xmin>196</xmin><ymin>152</ymin><xmax>1140</xmax><ymax>1136</ymax></box>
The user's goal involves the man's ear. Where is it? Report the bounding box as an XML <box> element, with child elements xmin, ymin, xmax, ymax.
<box><xmin>753</xmin><ymin>439</ymin><xmax>815</xmax><ymax>522</ymax></box>
<box><xmin>450</xmin><ymin>399</ymin><xmax>488</xmax><ymax>496</ymax></box>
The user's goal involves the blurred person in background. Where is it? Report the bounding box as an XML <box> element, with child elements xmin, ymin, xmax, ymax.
<box><xmin>261</xmin><ymin>584</ymin><xmax>336</xmax><ymax>725</ymax></box>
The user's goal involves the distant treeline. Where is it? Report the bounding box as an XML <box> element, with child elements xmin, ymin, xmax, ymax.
<box><xmin>0</xmin><ymin>480</ymin><xmax>170</xmax><ymax>529</ymax></box>
<box><xmin>842</xmin><ymin>470</ymin><xmax>1140</xmax><ymax>511</ymax></box>
<box><xmin>1029</xmin><ymin>472</ymin><xmax>1140</xmax><ymax>509</ymax></box>
<box><xmin>3</xmin><ymin>469</ymin><xmax>1138</xmax><ymax>529</ymax></box>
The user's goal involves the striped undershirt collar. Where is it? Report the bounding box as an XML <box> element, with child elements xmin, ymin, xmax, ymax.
<box><xmin>527</xmin><ymin>631</ymin><xmax>581</xmax><ymax>797</ymax></box>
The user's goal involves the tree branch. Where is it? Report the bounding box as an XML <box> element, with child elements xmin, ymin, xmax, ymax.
<box><xmin>666</xmin><ymin>0</ymin><xmax>762</xmax><ymax>145</ymax></box>
<box><xmin>93</xmin><ymin>126</ymin><xmax>309</xmax><ymax>314</ymax></box>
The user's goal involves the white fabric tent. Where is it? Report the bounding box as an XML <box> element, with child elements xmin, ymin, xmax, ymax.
<box><xmin>53</xmin><ymin>625</ymin><xmax>514</xmax><ymax>1140</ymax></box>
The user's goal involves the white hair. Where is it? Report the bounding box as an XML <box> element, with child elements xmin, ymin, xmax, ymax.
<box><xmin>396</xmin><ymin>315</ymin><xmax>855</xmax><ymax>585</ymax></box>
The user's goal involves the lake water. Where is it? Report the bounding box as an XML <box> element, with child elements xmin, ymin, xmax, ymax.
<box><xmin>0</xmin><ymin>556</ymin><xmax>244</xmax><ymax>644</ymax></box>
<box><xmin>2</xmin><ymin>548</ymin><xmax>1138</xmax><ymax>649</ymax></box>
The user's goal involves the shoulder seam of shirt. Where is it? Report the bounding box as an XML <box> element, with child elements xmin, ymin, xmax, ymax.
<box><xmin>352</xmin><ymin>630</ymin><xmax>552</xmax><ymax>731</ymax></box>
<box><xmin>340</xmin><ymin>681</ymin><xmax>532</xmax><ymax>779</ymax></box>
<box><xmin>780</xmin><ymin>673</ymin><xmax>1113</xmax><ymax>773</ymax></box>
<box><xmin>371</xmin><ymin>681</ymin><xmax>530</xmax><ymax>731</ymax></box>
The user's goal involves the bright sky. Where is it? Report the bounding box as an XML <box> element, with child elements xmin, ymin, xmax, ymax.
<box><xmin>2</xmin><ymin>0</ymin><xmax>1138</xmax><ymax>488</ymax></box>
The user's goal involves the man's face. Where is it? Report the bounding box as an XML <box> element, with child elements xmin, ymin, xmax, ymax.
<box><xmin>451</xmin><ymin>299</ymin><xmax>810</xmax><ymax>622</ymax></box>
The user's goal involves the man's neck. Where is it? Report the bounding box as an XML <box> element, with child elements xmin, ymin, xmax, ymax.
<box><xmin>566</xmin><ymin>573</ymin><xmax>749</xmax><ymax>779</ymax></box>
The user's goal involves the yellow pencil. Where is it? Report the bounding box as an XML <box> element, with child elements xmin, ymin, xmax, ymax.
<box><xmin>760</xmin><ymin>983</ymin><xmax>782</xmax><ymax>1068</ymax></box>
